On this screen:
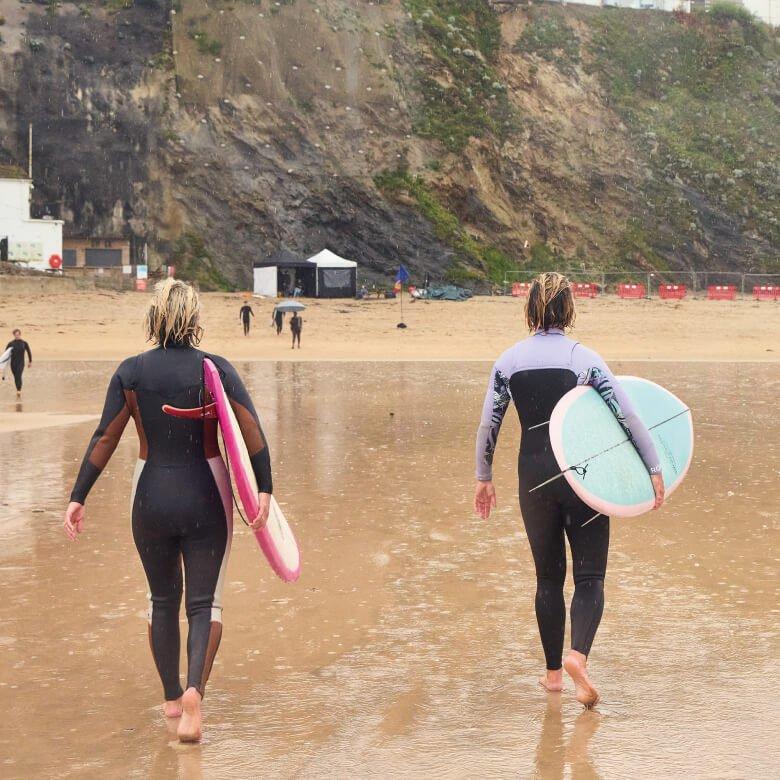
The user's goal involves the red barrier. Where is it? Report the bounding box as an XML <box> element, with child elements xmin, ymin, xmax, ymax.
<box><xmin>572</xmin><ymin>282</ymin><xmax>599</xmax><ymax>298</ymax></box>
<box><xmin>511</xmin><ymin>282</ymin><xmax>531</xmax><ymax>297</ymax></box>
<box><xmin>135</xmin><ymin>279</ymin><xmax>147</xmax><ymax>292</ymax></box>
<box><xmin>707</xmin><ymin>285</ymin><xmax>737</xmax><ymax>301</ymax></box>
<box><xmin>618</xmin><ymin>283</ymin><xmax>646</xmax><ymax>299</ymax></box>
<box><xmin>659</xmin><ymin>284</ymin><xmax>687</xmax><ymax>300</ymax></box>
<box><xmin>753</xmin><ymin>285</ymin><xmax>780</xmax><ymax>301</ymax></box>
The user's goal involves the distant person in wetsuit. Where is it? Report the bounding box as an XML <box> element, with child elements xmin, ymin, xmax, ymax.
<box><xmin>474</xmin><ymin>272</ymin><xmax>664</xmax><ymax>708</ymax></box>
<box><xmin>273</xmin><ymin>307</ymin><xmax>285</xmax><ymax>335</ymax></box>
<box><xmin>239</xmin><ymin>302</ymin><xmax>254</xmax><ymax>336</ymax></box>
<box><xmin>5</xmin><ymin>329</ymin><xmax>32</xmax><ymax>399</ymax></box>
<box><xmin>63</xmin><ymin>279</ymin><xmax>273</xmax><ymax>743</ymax></box>
<box><xmin>290</xmin><ymin>312</ymin><xmax>302</xmax><ymax>349</ymax></box>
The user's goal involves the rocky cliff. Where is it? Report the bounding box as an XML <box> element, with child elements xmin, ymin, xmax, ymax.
<box><xmin>0</xmin><ymin>0</ymin><xmax>777</xmax><ymax>288</ymax></box>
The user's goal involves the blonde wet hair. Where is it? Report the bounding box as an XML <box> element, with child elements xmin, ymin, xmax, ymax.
<box><xmin>145</xmin><ymin>278</ymin><xmax>203</xmax><ymax>347</ymax></box>
<box><xmin>525</xmin><ymin>272</ymin><xmax>576</xmax><ymax>332</ymax></box>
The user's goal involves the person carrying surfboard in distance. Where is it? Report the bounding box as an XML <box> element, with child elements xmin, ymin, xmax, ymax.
<box><xmin>62</xmin><ymin>278</ymin><xmax>273</xmax><ymax>743</ymax></box>
<box><xmin>4</xmin><ymin>329</ymin><xmax>32</xmax><ymax>399</ymax></box>
<box><xmin>473</xmin><ymin>272</ymin><xmax>664</xmax><ymax>708</ymax></box>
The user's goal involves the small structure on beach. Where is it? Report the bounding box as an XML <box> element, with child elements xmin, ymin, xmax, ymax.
<box><xmin>305</xmin><ymin>249</ymin><xmax>358</xmax><ymax>298</ymax></box>
<box><xmin>253</xmin><ymin>250</ymin><xmax>316</xmax><ymax>297</ymax></box>
<box><xmin>62</xmin><ymin>237</ymin><xmax>131</xmax><ymax>269</ymax></box>
<box><xmin>253</xmin><ymin>248</ymin><xmax>358</xmax><ymax>298</ymax></box>
<box><xmin>0</xmin><ymin>175</ymin><xmax>63</xmax><ymax>270</ymax></box>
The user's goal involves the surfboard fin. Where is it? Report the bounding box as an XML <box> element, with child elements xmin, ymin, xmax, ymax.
<box><xmin>161</xmin><ymin>403</ymin><xmax>218</xmax><ymax>419</ymax></box>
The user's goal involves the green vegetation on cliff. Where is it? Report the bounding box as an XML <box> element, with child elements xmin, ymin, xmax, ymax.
<box><xmin>404</xmin><ymin>0</ymin><xmax>515</xmax><ymax>152</ymax></box>
<box><xmin>171</xmin><ymin>232</ymin><xmax>231</xmax><ymax>291</ymax></box>
<box><xmin>375</xmin><ymin>167</ymin><xmax>516</xmax><ymax>282</ymax></box>
<box><xmin>587</xmin><ymin>4</ymin><xmax>779</xmax><ymax>256</ymax></box>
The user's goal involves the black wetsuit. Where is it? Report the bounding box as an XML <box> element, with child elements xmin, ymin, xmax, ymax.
<box><xmin>240</xmin><ymin>304</ymin><xmax>254</xmax><ymax>336</ymax></box>
<box><xmin>70</xmin><ymin>344</ymin><xmax>272</xmax><ymax>700</ymax></box>
<box><xmin>5</xmin><ymin>339</ymin><xmax>32</xmax><ymax>392</ymax></box>
<box><xmin>290</xmin><ymin>314</ymin><xmax>302</xmax><ymax>348</ymax></box>
<box><xmin>476</xmin><ymin>329</ymin><xmax>660</xmax><ymax>669</ymax></box>
<box><xmin>273</xmin><ymin>309</ymin><xmax>284</xmax><ymax>335</ymax></box>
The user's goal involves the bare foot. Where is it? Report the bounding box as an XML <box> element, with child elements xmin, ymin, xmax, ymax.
<box><xmin>177</xmin><ymin>687</ymin><xmax>203</xmax><ymax>743</ymax></box>
<box><xmin>538</xmin><ymin>669</ymin><xmax>564</xmax><ymax>692</ymax></box>
<box><xmin>563</xmin><ymin>651</ymin><xmax>600</xmax><ymax>708</ymax></box>
<box><xmin>163</xmin><ymin>698</ymin><xmax>182</xmax><ymax>718</ymax></box>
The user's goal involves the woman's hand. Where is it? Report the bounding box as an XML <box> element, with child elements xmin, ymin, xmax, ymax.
<box><xmin>474</xmin><ymin>481</ymin><xmax>497</xmax><ymax>520</ymax></box>
<box><xmin>651</xmin><ymin>473</ymin><xmax>665</xmax><ymax>510</ymax></box>
<box><xmin>250</xmin><ymin>492</ymin><xmax>271</xmax><ymax>530</ymax></box>
<box><xmin>64</xmin><ymin>502</ymin><xmax>85</xmax><ymax>540</ymax></box>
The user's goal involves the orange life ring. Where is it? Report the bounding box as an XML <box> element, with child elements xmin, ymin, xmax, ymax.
<box><xmin>49</xmin><ymin>254</ymin><xmax>63</xmax><ymax>269</ymax></box>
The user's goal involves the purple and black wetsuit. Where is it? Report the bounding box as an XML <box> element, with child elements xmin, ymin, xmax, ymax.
<box><xmin>476</xmin><ymin>328</ymin><xmax>660</xmax><ymax>669</ymax></box>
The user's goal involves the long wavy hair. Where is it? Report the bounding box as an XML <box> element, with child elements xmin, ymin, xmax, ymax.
<box><xmin>525</xmin><ymin>272</ymin><xmax>576</xmax><ymax>332</ymax></box>
<box><xmin>144</xmin><ymin>278</ymin><xmax>203</xmax><ymax>347</ymax></box>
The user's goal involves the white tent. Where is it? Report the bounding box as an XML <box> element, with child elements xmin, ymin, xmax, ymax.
<box><xmin>305</xmin><ymin>249</ymin><xmax>358</xmax><ymax>298</ymax></box>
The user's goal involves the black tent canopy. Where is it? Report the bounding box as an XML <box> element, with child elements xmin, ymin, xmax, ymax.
<box><xmin>253</xmin><ymin>250</ymin><xmax>316</xmax><ymax>297</ymax></box>
<box><xmin>253</xmin><ymin>248</ymin><xmax>358</xmax><ymax>298</ymax></box>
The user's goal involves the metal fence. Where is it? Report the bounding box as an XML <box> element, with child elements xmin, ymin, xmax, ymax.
<box><xmin>500</xmin><ymin>271</ymin><xmax>780</xmax><ymax>298</ymax></box>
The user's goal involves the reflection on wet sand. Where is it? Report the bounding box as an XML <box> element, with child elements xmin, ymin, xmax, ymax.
<box><xmin>535</xmin><ymin>697</ymin><xmax>601</xmax><ymax>780</ymax></box>
<box><xmin>0</xmin><ymin>361</ymin><xmax>778</xmax><ymax>777</ymax></box>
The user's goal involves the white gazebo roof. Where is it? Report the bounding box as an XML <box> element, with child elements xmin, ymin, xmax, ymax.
<box><xmin>305</xmin><ymin>248</ymin><xmax>357</xmax><ymax>268</ymax></box>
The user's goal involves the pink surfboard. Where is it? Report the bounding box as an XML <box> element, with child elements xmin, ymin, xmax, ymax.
<box><xmin>203</xmin><ymin>358</ymin><xmax>301</xmax><ymax>582</ymax></box>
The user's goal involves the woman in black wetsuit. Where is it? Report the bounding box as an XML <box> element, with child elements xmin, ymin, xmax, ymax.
<box><xmin>474</xmin><ymin>272</ymin><xmax>664</xmax><ymax>707</ymax></box>
<box><xmin>63</xmin><ymin>279</ymin><xmax>272</xmax><ymax>742</ymax></box>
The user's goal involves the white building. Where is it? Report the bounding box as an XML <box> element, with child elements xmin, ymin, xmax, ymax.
<box><xmin>0</xmin><ymin>177</ymin><xmax>63</xmax><ymax>271</ymax></box>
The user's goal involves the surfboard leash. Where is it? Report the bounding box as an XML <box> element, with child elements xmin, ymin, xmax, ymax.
<box><xmin>200</xmin><ymin>357</ymin><xmax>251</xmax><ymax>529</ymax></box>
<box><xmin>528</xmin><ymin>407</ymin><xmax>692</xmax><ymax>494</ymax></box>
<box><xmin>218</xmin><ymin>424</ymin><xmax>251</xmax><ymax>529</ymax></box>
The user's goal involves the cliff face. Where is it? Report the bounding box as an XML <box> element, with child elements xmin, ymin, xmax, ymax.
<box><xmin>0</xmin><ymin>0</ymin><xmax>777</xmax><ymax>288</ymax></box>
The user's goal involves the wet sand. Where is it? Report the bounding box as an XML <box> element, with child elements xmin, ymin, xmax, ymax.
<box><xmin>0</xmin><ymin>360</ymin><xmax>778</xmax><ymax>777</ymax></box>
<box><xmin>0</xmin><ymin>290</ymin><xmax>778</xmax><ymax>364</ymax></box>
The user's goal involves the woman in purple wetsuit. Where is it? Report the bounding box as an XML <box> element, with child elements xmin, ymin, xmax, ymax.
<box><xmin>474</xmin><ymin>272</ymin><xmax>664</xmax><ymax>707</ymax></box>
<box><xmin>63</xmin><ymin>279</ymin><xmax>272</xmax><ymax>742</ymax></box>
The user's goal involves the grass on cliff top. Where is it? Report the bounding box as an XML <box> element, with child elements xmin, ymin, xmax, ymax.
<box><xmin>403</xmin><ymin>0</ymin><xmax>516</xmax><ymax>152</ymax></box>
<box><xmin>585</xmin><ymin>4</ymin><xmax>780</xmax><ymax>253</ymax></box>
<box><xmin>513</xmin><ymin>10</ymin><xmax>581</xmax><ymax>77</ymax></box>
<box><xmin>375</xmin><ymin>168</ymin><xmax>520</xmax><ymax>283</ymax></box>
<box><xmin>171</xmin><ymin>232</ymin><xmax>232</xmax><ymax>292</ymax></box>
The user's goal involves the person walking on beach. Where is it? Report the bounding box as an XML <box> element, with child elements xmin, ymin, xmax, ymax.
<box><xmin>63</xmin><ymin>279</ymin><xmax>273</xmax><ymax>743</ymax></box>
<box><xmin>5</xmin><ymin>329</ymin><xmax>32</xmax><ymax>399</ymax></box>
<box><xmin>474</xmin><ymin>272</ymin><xmax>664</xmax><ymax>708</ymax></box>
<box><xmin>239</xmin><ymin>301</ymin><xmax>254</xmax><ymax>336</ymax></box>
<box><xmin>272</xmin><ymin>307</ymin><xmax>285</xmax><ymax>335</ymax></box>
<box><xmin>290</xmin><ymin>312</ymin><xmax>302</xmax><ymax>349</ymax></box>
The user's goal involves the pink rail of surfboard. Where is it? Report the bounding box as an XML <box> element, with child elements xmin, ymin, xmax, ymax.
<box><xmin>202</xmin><ymin>358</ymin><xmax>300</xmax><ymax>582</ymax></box>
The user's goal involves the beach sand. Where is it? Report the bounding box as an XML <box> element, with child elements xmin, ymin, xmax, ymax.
<box><xmin>0</xmin><ymin>290</ymin><xmax>777</xmax><ymax>364</ymax></box>
<box><xmin>1</xmin><ymin>360</ymin><xmax>777</xmax><ymax>777</ymax></box>
<box><xmin>0</xmin><ymin>412</ymin><xmax>97</xmax><ymax>434</ymax></box>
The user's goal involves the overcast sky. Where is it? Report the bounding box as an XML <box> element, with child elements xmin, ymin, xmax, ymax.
<box><xmin>742</xmin><ymin>0</ymin><xmax>776</xmax><ymax>23</ymax></box>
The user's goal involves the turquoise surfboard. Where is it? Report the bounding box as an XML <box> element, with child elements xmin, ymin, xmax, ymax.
<box><xmin>548</xmin><ymin>376</ymin><xmax>693</xmax><ymax>518</ymax></box>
